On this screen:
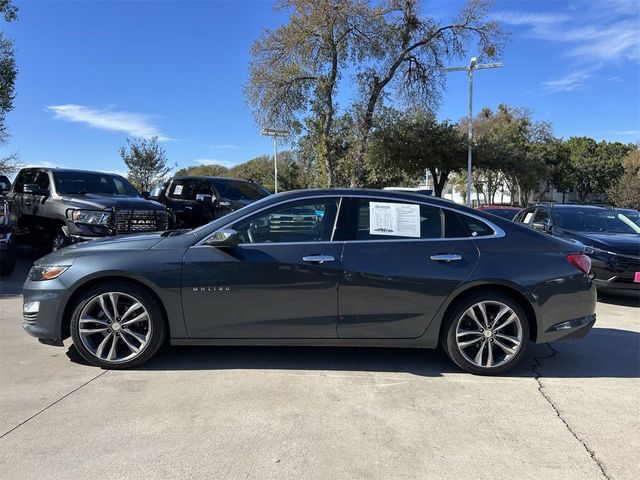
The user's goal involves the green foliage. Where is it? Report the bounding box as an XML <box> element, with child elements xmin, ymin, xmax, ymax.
<box><xmin>566</xmin><ymin>137</ymin><xmax>632</xmax><ymax>203</ymax></box>
<box><xmin>367</xmin><ymin>109</ymin><xmax>466</xmax><ymax>196</ymax></box>
<box><xmin>119</xmin><ymin>136</ymin><xmax>175</xmax><ymax>192</ymax></box>
<box><xmin>606</xmin><ymin>149</ymin><xmax>640</xmax><ymax>210</ymax></box>
<box><xmin>174</xmin><ymin>164</ymin><xmax>230</xmax><ymax>177</ymax></box>
<box><xmin>0</xmin><ymin>0</ymin><xmax>18</xmax><ymax>174</ymax></box>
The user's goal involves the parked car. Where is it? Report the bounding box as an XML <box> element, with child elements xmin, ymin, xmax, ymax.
<box><xmin>514</xmin><ymin>204</ymin><xmax>640</xmax><ymax>294</ymax></box>
<box><xmin>0</xmin><ymin>178</ymin><xmax>16</xmax><ymax>276</ymax></box>
<box><xmin>476</xmin><ymin>204</ymin><xmax>521</xmax><ymax>221</ymax></box>
<box><xmin>6</xmin><ymin>168</ymin><xmax>169</xmax><ymax>251</ymax></box>
<box><xmin>149</xmin><ymin>176</ymin><xmax>270</xmax><ymax>228</ymax></box>
<box><xmin>23</xmin><ymin>189</ymin><xmax>596</xmax><ymax>375</ymax></box>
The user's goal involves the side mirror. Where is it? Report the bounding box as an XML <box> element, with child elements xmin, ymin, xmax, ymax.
<box><xmin>141</xmin><ymin>191</ymin><xmax>150</xmax><ymax>199</ymax></box>
<box><xmin>23</xmin><ymin>184</ymin><xmax>48</xmax><ymax>196</ymax></box>
<box><xmin>204</xmin><ymin>228</ymin><xmax>240</xmax><ymax>248</ymax></box>
<box><xmin>532</xmin><ymin>219</ymin><xmax>552</xmax><ymax>233</ymax></box>
<box><xmin>195</xmin><ymin>193</ymin><xmax>214</xmax><ymax>204</ymax></box>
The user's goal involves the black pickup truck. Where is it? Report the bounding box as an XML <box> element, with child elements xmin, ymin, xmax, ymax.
<box><xmin>6</xmin><ymin>168</ymin><xmax>169</xmax><ymax>251</ymax></box>
<box><xmin>149</xmin><ymin>176</ymin><xmax>270</xmax><ymax>228</ymax></box>
<box><xmin>0</xmin><ymin>175</ymin><xmax>15</xmax><ymax>276</ymax></box>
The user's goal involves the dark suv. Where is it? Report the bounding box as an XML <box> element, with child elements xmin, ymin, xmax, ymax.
<box><xmin>514</xmin><ymin>204</ymin><xmax>640</xmax><ymax>294</ymax></box>
<box><xmin>149</xmin><ymin>176</ymin><xmax>270</xmax><ymax>228</ymax></box>
<box><xmin>6</xmin><ymin>168</ymin><xmax>169</xmax><ymax>251</ymax></box>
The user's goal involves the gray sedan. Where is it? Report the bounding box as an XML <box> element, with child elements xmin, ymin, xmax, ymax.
<box><xmin>22</xmin><ymin>189</ymin><xmax>596</xmax><ymax>375</ymax></box>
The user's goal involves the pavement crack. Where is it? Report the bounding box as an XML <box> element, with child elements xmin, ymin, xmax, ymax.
<box><xmin>531</xmin><ymin>344</ymin><xmax>611</xmax><ymax>480</ymax></box>
<box><xmin>0</xmin><ymin>370</ymin><xmax>109</xmax><ymax>439</ymax></box>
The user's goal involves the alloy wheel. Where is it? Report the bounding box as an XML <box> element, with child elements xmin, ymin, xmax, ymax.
<box><xmin>78</xmin><ymin>292</ymin><xmax>152</xmax><ymax>364</ymax></box>
<box><xmin>455</xmin><ymin>301</ymin><xmax>524</xmax><ymax>369</ymax></box>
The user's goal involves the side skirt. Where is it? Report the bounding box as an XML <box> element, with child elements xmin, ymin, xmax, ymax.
<box><xmin>170</xmin><ymin>338</ymin><xmax>436</xmax><ymax>348</ymax></box>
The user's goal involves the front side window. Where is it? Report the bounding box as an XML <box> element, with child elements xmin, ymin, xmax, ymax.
<box><xmin>533</xmin><ymin>208</ymin><xmax>549</xmax><ymax>224</ymax></box>
<box><xmin>212</xmin><ymin>178</ymin><xmax>270</xmax><ymax>201</ymax></box>
<box><xmin>233</xmin><ymin>198</ymin><xmax>340</xmax><ymax>244</ymax></box>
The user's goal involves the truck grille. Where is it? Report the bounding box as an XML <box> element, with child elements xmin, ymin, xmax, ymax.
<box><xmin>610</xmin><ymin>255</ymin><xmax>640</xmax><ymax>272</ymax></box>
<box><xmin>114</xmin><ymin>210</ymin><xmax>169</xmax><ymax>233</ymax></box>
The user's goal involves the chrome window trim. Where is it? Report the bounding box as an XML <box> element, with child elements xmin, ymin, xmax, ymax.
<box><xmin>195</xmin><ymin>192</ymin><xmax>505</xmax><ymax>247</ymax></box>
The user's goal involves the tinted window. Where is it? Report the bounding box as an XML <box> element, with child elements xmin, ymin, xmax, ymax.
<box><xmin>337</xmin><ymin>198</ymin><xmax>471</xmax><ymax>241</ymax></box>
<box><xmin>212</xmin><ymin>179</ymin><xmax>269</xmax><ymax>201</ymax></box>
<box><xmin>53</xmin><ymin>172</ymin><xmax>138</xmax><ymax>196</ymax></box>
<box><xmin>533</xmin><ymin>208</ymin><xmax>549</xmax><ymax>224</ymax></box>
<box><xmin>516</xmin><ymin>208</ymin><xmax>536</xmax><ymax>225</ymax></box>
<box><xmin>456</xmin><ymin>212</ymin><xmax>495</xmax><ymax>237</ymax></box>
<box><xmin>34</xmin><ymin>172</ymin><xmax>50</xmax><ymax>191</ymax></box>
<box><xmin>168</xmin><ymin>179</ymin><xmax>205</xmax><ymax>200</ymax></box>
<box><xmin>234</xmin><ymin>198</ymin><xmax>340</xmax><ymax>244</ymax></box>
<box><xmin>149</xmin><ymin>183</ymin><xmax>166</xmax><ymax>199</ymax></box>
<box><xmin>555</xmin><ymin>209</ymin><xmax>640</xmax><ymax>234</ymax></box>
<box><xmin>0</xmin><ymin>176</ymin><xmax>11</xmax><ymax>192</ymax></box>
<box><xmin>14</xmin><ymin>171</ymin><xmax>37</xmax><ymax>193</ymax></box>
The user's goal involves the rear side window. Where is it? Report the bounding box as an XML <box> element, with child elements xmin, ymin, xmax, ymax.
<box><xmin>336</xmin><ymin>198</ymin><xmax>472</xmax><ymax>240</ymax></box>
<box><xmin>456</xmin><ymin>212</ymin><xmax>495</xmax><ymax>237</ymax></box>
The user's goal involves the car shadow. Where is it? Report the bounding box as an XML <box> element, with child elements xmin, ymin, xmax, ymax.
<box><xmin>0</xmin><ymin>246</ymin><xmax>41</xmax><ymax>296</ymax></box>
<box><xmin>65</xmin><ymin>327</ymin><xmax>639</xmax><ymax>379</ymax></box>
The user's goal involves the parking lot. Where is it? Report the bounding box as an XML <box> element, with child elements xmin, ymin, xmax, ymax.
<box><xmin>0</xmin><ymin>247</ymin><xmax>638</xmax><ymax>480</ymax></box>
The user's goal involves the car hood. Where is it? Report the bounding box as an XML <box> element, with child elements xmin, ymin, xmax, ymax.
<box><xmin>561</xmin><ymin>230</ymin><xmax>640</xmax><ymax>256</ymax></box>
<box><xmin>59</xmin><ymin>193</ymin><xmax>165</xmax><ymax>211</ymax></box>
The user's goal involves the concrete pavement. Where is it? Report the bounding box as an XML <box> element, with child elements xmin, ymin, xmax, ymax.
<box><xmin>1</xmin><ymin>248</ymin><xmax>638</xmax><ymax>480</ymax></box>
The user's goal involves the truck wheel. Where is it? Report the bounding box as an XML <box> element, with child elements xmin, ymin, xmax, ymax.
<box><xmin>51</xmin><ymin>228</ymin><xmax>69</xmax><ymax>251</ymax></box>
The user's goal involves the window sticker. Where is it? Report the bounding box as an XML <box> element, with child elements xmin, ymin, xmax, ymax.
<box><xmin>524</xmin><ymin>212</ymin><xmax>534</xmax><ymax>224</ymax></box>
<box><xmin>369</xmin><ymin>202</ymin><xmax>421</xmax><ymax>238</ymax></box>
<box><xmin>173</xmin><ymin>185</ymin><xmax>184</xmax><ymax>195</ymax></box>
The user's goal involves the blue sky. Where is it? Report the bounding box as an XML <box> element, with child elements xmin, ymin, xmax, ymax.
<box><xmin>1</xmin><ymin>0</ymin><xmax>638</xmax><ymax>177</ymax></box>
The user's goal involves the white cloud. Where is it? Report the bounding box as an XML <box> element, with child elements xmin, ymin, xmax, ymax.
<box><xmin>46</xmin><ymin>104</ymin><xmax>169</xmax><ymax>140</ymax></box>
<box><xmin>608</xmin><ymin>130</ymin><xmax>640</xmax><ymax>136</ymax></box>
<box><xmin>542</xmin><ymin>70</ymin><xmax>593</xmax><ymax>93</ymax></box>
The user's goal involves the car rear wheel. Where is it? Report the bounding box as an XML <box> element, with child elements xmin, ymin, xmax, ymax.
<box><xmin>70</xmin><ymin>282</ymin><xmax>166</xmax><ymax>369</ymax></box>
<box><xmin>441</xmin><ymin>292</ymin><xmax>529</xmax><ymax>375</ymax></box>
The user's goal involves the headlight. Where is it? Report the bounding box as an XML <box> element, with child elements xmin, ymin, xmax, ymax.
<box><xmin>67</xmin><ymin>209</ymin><xmax>111</xmax><ymax>225</ymax></box>
<box><xmin>29</xmin><ymin>265</ymin><xmax>70</xmax><ymax>281</ymax></box>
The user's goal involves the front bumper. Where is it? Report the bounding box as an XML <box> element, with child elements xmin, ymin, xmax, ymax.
<box><xmin>22</xmin><ymin>276</ymin><xmax>70</xmax><ymax>342</ymax></box>
<box><xmin>591</xmin><ymin>256</ymin><xmax>640</xmax><ymax>292</ymax></box>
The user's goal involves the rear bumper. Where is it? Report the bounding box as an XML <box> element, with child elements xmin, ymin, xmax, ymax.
<box><xmin>537</xmin><ymin>314</ymin><xmax>596</xmax><ymax>343</ymax></box>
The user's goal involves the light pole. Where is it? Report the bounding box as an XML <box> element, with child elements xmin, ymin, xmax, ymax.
<box><xmin>260</xmin><ymin>128</ymin><xmax>289</xmax><ymax>193</ymax></box>
<box><xmin>442</xmin><ymin>57</ymin><xmax>502</xmax><ymax>207</ymax></box>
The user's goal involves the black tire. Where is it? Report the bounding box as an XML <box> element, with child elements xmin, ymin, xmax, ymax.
<box><xmin>440</xmin><ymin>291</ymin><xmax>530</xmax><ymax>375</ymax></box>
<box><xmin>70</xmin><ymin>281</ymin><xmax>166</xmax><ymax>369</ymax></box>
<box><xmin>51</xmin><ymin>227</ymin><xmax>69</xmax><ymax>252</ymax></box>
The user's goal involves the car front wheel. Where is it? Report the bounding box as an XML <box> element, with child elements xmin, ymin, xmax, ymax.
<box><xmin>441</xmin><ymin>292</ymin><xmax>529</xmax><ymax>375</ymax></box>
<box><xmin>70</xmin><ymin>282</ymin><xmax>166</xmax><ymax>369</ymax></box>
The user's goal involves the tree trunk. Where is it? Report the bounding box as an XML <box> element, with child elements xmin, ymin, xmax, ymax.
<box><xmin>430</xmin><ymin>168</ymin><xmax>450</xmax><ymax>198</ymax></box>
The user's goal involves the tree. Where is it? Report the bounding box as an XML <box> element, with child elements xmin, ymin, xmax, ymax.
<box><xmin>368</xmin><ymin>109</ymin><xmax>466</xmax><ymax>196</ymax></box>
<box><xmin>0</xmin><ymin>0</ymin><xmax>18</xmax><ymax>175</ymax></box>
<box><xmin>566</xmin><ymin>137</ymin><xmax>631</xmax><ymax>203</ymax></box>
<box><xmin>119</xmin><ymin>136</ymin><xmax>174</xmax><ymax>192</ymax></box>
<box><xmin>246</xmin><ymin>0</ymin><xmax>373</xmax><ymax>187</ymax></box>
<box><xmin>607</xmin><ymin>148</ymin><xmax>640</xmax><ymax>210</ymax></box>
<box><xmin>349</xmin><ymin>0</ymin><xmax>505</xmax><ymax>186</ymax></box>
<box><xmin>174</xmin><ymin>164</ymin><xmax>230</xmax><ymax>177</ymax></box>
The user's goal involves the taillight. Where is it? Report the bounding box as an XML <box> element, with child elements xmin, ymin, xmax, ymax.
<box><xmin>566</xmin><ymin>254</ymin><xmax>591</xmax><ymax>274</ymax></box>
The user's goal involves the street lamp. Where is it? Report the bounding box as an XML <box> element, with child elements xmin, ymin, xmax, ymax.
<box><xmin>442</xmin><ymin>57</ymin><xmax>502</xmax><ymax>207</ymax></box>
<box><xmin>260</xmin><ymin>128</ymin><xmax>289</xmax><ymax>193</ymax></box>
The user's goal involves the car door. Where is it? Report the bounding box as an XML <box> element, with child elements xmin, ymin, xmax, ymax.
<box><xmin>335</xmin><ymin>197</ymin><xmax>480</xmax><ymax>339</ymax></box>
<box><xmin>182</xmin><ymin>196</ymin><xmax>344</xmax><ymax>338</ymax></box>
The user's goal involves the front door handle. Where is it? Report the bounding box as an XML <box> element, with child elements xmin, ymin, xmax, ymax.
<box><xmin>302</xmin><ymin>255</ymin><xmax>335</xmax><ymax>264</ymax></box>
<box><xmin>430</xmin><ymin>254</ymin><xmax>462</xmax><ymax>262</ymax></box>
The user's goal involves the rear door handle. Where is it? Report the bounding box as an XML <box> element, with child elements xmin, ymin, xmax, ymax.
<box><xmin>430</xmin><ymin>254</ymin><xmax>462</xmax><ymax>262</ymax></box>
<box><xmin>302</xmin><ymin>255</ymin><xmax>335</xmax><ymax>264</ymax></box>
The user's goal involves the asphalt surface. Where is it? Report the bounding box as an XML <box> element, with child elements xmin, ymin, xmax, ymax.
<box><xmin>0</xmin><ymin>247</ymin><xmax>638</xmax><ymax>480</ymax></box>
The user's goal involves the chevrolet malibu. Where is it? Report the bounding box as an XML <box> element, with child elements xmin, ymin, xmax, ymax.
<box><xmin>22</xmin><ymin>189</ymin><xmax>596</xmax><ymax>375</ymax></box>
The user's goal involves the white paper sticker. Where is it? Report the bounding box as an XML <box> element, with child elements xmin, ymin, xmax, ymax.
<box><xmin>524</xmin><ymin>212</ymin><xmax>534</xmax><ymax>224</ymax></box>
<box><xmin>369</xmin><ymin>202</ymin><xmax>421</xmax><ymax>238</ymax></box>
<box><xmin>173</xmin><ymin>185</ymin><xmax>184</xmax><ymax>195</ymax></box>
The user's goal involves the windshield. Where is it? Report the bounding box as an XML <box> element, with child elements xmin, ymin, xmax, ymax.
<box><xmin>212</xmin><ymin>179</ymin><xmax>270</xmax><ymax>201</ymax></box>
<box><xmin>483</xmin><ymin>208</ymin><xmax>519</xmax><ymax>220</ymax></box>
<box><xmin>555</xmin><ymin>209</ymin><xmax>640</xmax><ymax>234</ymax></box>
<box><xmin>54</xmin><ymin>171</ymin><xmax>139</xmax><ymax>196</ymax></box>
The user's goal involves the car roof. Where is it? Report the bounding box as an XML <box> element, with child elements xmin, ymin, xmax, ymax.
<box><xmin>478</xmin><ymin>205</ymin><xmax>520</xmax><ymax>210</ymax></box>
<box><xmin>18</xmin><ymin>167</ymin><xmax>125</xmax><ymax>177</ymax></box>
<box><xmin>173</xmin><ymin>176</ymin><xmax>252</xmax><ymax>182</ymax></box>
